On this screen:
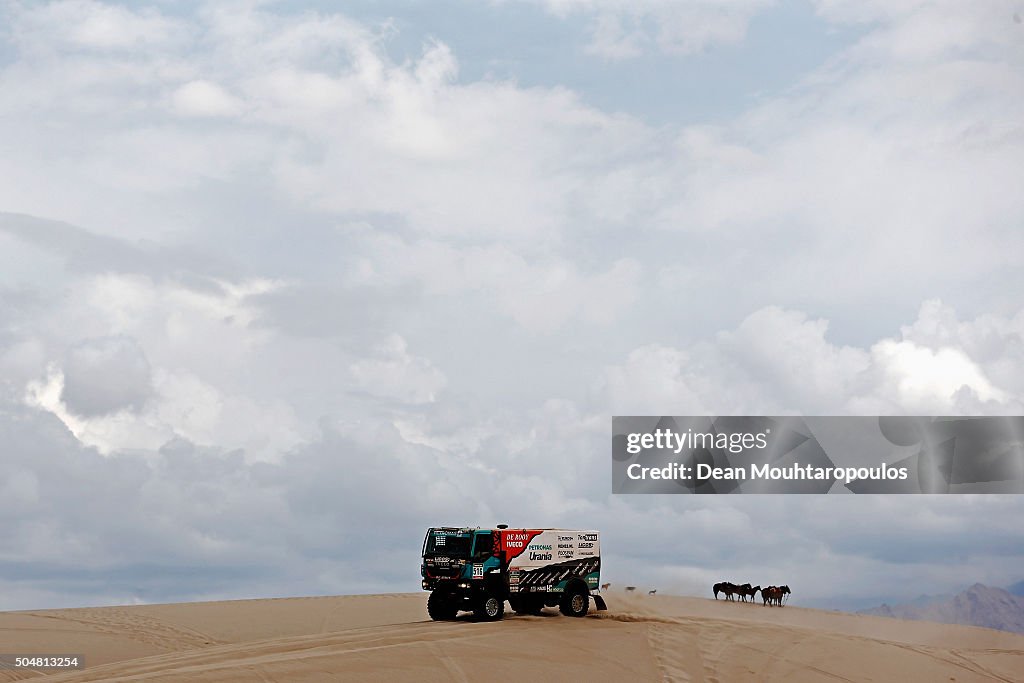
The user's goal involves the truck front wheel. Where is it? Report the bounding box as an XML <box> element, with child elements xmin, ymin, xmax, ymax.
<box><xmin>427</xmin><ymin>589</ymin><xmax>458</xmax><ymax>621</ymax></box>
<box><xmin>559</xmin><ymin>586</ymin><xmax>589</xmax><ymax>617</ymax></box>
<box><xmin>474</xmin><ymin>591</ymin><xmax>505</xmax><ymax>621</ymax></box>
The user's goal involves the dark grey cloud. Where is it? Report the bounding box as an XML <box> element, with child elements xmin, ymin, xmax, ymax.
<box><xmin>61</xmin><ymin>336</ymin><xmax>153</xmax><ymax>417</ymax></box>
<box><xmin>3</xmin><ymin>390</ymin><xmax>1023</xmax><ymax>610</ymax></box>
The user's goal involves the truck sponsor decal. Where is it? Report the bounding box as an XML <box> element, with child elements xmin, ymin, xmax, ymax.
<box><xmin>498</xmin><ymin>529</ymin><xmax>544</xmax><ymax>562</ymax></box>
<box><xmin>512</xmin><ymin>557</ymin><xmax>601</xmax><ymax>589</ymax></box>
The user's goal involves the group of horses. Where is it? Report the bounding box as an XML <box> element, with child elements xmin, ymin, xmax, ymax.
<box><xmin>713</xmin><ymin>582</ymin><xmax>791</xmax><ymax>606</ymax></box>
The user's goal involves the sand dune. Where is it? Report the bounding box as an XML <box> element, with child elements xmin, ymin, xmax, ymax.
<box><xmin>1</xmin><ymin>592</ymin><xmax>1022</xmax><ymax>682</ymax></box>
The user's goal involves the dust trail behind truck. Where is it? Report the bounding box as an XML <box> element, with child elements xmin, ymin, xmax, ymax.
<box><xmin>421</xmin><ymin>525</ymin><xmax>608</xmax><ymax>621</ymax></box>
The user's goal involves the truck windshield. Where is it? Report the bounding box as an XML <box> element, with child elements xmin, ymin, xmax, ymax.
<box><xmin>423</xmin><ymin>530</ymin><xmax>472</xmax><ymax>558</ymax></box>
<box><xmin>472</xmin><ymin>532</ymin><xmax>493</xmax><ymax>558</ymax></box>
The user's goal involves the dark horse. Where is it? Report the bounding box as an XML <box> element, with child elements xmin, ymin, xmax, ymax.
<box><xmin>739</xmin><ymin>584</ymin><xmax>761</xmax><ymax>602</ymax></box>
<box><xmin>762</xmin><ymin>585</ymin><xmax>791</xmax><ymax>606</ymax></box>
<box><xmin>713</xmin><ymin>582</ymin><xmax>737</xmax><ymax>600</ymax></box>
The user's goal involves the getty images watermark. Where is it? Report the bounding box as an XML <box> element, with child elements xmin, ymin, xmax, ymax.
<box><xmin>612</xmin><ymin>416</ymin><xmax>1024</xmax><ymax>494</ymax></box>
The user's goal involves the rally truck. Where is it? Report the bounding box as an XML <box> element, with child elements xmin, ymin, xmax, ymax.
<box><xmin>421</xmin><ymin>525</ymin><xmax>608</xmax><ymax>621</ymax></box>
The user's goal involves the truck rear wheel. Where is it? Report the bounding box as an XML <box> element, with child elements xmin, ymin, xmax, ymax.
<box><xmin>473</xmin><ymin>591</ymin><xmax>505</xmax><ymax>621</ymax></box>
<box><xmin>427</xmin><ymin>589</ymin><xmax>458</xmax><ymax>621</ymax></box>
<box><xmin>559</xmin><ymin>586</ymin><xmax>589</xmax><ymax>617</ymax></box>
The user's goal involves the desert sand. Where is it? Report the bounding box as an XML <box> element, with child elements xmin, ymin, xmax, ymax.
<box><xmin>1</xmin><ymin>592</ymin><xmax>1021</xmax><ymax>682</ymax></box>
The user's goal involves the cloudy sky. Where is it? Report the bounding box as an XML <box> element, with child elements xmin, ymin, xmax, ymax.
<box><xmin>1</xmin><ymin>0</ymin><xmax>1023</xmax><ymax>611</ymax></box>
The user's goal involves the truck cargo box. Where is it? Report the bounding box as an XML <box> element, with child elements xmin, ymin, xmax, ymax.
<box><xmin>500</xmin><ymin>529</ymin><xmax>601</xmax><ymax>595</ymax></box>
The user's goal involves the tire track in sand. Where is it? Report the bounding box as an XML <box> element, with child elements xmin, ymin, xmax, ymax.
<box><xmin>27</xmin><ymin>619</ymin><xmax>505</xmax><ymax>682</ymax></box>
<box><xmin>26</xmin><ymin>608</ymin><xmax>222</xmax><ymax>651</ymax></box>
<box><xmin>429</xmin><ymin>642</ymin><xmax>470</xmax><ymax>683</ymax></box>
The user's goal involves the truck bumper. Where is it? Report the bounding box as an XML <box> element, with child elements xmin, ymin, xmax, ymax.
<box><xmin>424</xmin><ymin>581</ymin><xmax>484</xmax><ymax>606</ymax></box>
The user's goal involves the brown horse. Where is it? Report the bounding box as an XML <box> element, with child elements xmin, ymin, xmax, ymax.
<box><xmin>762</xmin><ymin>585</ymin><xmax>791</xmax><ymax>606</ymax></box>
<box><xmin>740</xmin><ymin>585</ymin><xmax>761</xmax><ymax>602</ymax></box>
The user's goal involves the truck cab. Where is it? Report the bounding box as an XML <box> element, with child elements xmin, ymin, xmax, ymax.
<box><xmin>421</xmin><ymin>528</ymin><xmax>499</xmax><ymax>582</ymax></box>
<box><xmin>421</xmin><ymin>527</ymin><xmax>506</xmax><ymax>620</ymax></box>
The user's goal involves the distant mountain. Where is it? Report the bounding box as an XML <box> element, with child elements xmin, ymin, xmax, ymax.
<box><xmin>859</xmin><ymin>584</ymin><xmax>1024</xmax><ymax>634</ymax></box>
<box><xmin>902</xmin><ymin>591</ymin><xmax>954</xmax><ymax>609</ymax></box>
<box><xmin>1007</xmin><ymin>580</ymin><xmax>1024</xmax><ymax>597</ymax></box>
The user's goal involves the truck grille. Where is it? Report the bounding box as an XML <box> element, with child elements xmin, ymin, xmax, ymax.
<box><xmin>423</xmin><ymin>558</ymin><xmax>462</xmax><ymax>579</ymax></box>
